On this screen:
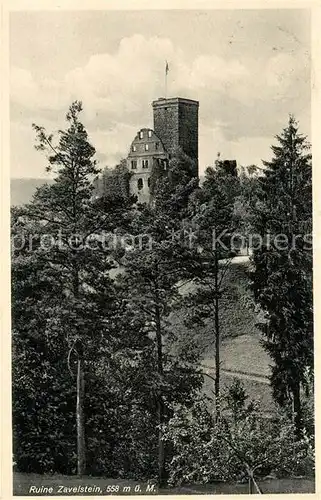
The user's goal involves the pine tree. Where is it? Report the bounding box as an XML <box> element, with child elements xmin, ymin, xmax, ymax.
<box><xmin>118</xmin><ymin>153</ymin><xmax>203</xmax><ymax>486</ymax></box>
<box><xmin>251</xmin><ymin>115</ymin><xmax>313</xmax><ymax>435</ymax></box>
<box><xmin>12</xmin><ymin>101</ymin><xmax>134</xmax><ymax>475</ymax></box>
<box><xmin>180</xmin><ymin>164</ymin><xmax>241</xmax><ymax>418</ymax></box>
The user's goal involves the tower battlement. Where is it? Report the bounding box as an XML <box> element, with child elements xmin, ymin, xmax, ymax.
<box><xmin>152</xmin><ymin>97</ymin><xmax>199</xmax><ymax>172</ymax></box>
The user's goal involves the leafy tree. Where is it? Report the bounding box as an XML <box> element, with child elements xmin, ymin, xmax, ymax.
<box><xmin>233</xmin><ymin>168</ymin><xmax>264</xmax><ymax>245</ymax></box>
<box><xmin>150</xmin><ymin>147</ymin><xmax>199</xmax><ymax>220</ymax></box>
<box><xmin>93</xmin><ymin>160</ymin><xmax>132</xmax><ymax>201</ymax></box>
<box><xmin>163</xmin><ymin>381</ymin><xmax>314</xmax><ymax>490</ymax></box>
<box><xmin>11</xmin><ymin>233</ymin><xmax>77</xmax><ymax>473</ymax></box>
<box><xmin>251</xmin><ymin>115</ymin><xmax>313</xmax><ymax>435</ymax></box>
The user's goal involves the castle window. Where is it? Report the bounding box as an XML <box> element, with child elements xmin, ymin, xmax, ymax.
<box><xmin>142</xmin><ymin>159</ymin><xmax>149</xmax><ymax>169</ymax></box>
<box><xmin>137</xmin><ymin>178</ymin><xmax>143</xmax><ymax>191</ymax></box>
<box><xmin>131</xmin><ymin>160</ymin><xmax>137</xmax><ymax>170</ymax></box>
<box><xmin>148</xmin><ymin>130</ymin><xmax>152</xmax><ymax>138</ymax></box>
<box><xmin>147</xmin><ymin>178</ymin><xmax>151</xmax><ymax>187</ymax></box>
<box><xmin>139</xmin><ymin>131</ymin><xmax>144</xmax><ymax>139</ymax></box>
<box><xmin>145</xmin><ymin>144</ymin><xmax>149</xmax><ymax>151</ymax></box>
<box><xmin>132</xmin><ymin>145</ymin><xmax>136</xmax><ymax>152</ymax></box>
<box><xmin>155</xmin><ymin>142</ymin><xmax>159</xmax><ymax>150</ymax></box>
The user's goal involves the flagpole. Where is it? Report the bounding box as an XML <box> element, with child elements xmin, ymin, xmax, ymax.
<box><xmin>165</xmin><ymin>61</ymin><xmax>169</xmax><ymax>99</ymax></box>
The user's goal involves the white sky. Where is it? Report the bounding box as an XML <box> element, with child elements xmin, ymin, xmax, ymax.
<box><xmin>9</xmin><ymin>9</ymin><xmax>311</xmax><ymax>178</ymax></box>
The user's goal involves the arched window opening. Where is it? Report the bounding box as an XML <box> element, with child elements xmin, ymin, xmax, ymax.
<box><xmin>137</xmin><ymin>178</ymin><xmax>143</xmax><ymax>191</ymax></box>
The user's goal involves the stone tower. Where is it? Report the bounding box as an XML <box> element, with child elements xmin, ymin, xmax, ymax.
<box><xmin>127</xmin><ymin>96</ymin><xmax>199</xmax><ymax>204</ymax></box>
<box><xmin>152</xmin><ymin>97</ymin><xmax>199</xmax><ymax>174</ymax></box>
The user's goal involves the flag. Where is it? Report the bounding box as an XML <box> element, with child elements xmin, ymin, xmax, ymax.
<box><xmin>165</xmin><ymin>61</ymin><xmax>169</xmax><ymax>75</ymax></box>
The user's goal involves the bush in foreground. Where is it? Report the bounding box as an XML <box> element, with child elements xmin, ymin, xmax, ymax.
<box><xmin>163</xmin><ymin>380</ymin><xmax>314</xmax><ymax>488</ymax></box>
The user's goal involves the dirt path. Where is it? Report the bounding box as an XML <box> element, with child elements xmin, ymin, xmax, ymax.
<box><xmin>201</xmin><ymin>364</ymin><xmax>270</xmax><ymax>384</ymax></box>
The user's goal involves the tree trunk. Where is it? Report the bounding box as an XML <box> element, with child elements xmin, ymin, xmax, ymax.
<box><xmin>292</xmin><ymin>380</ymin><xmax>302</xmax><ymax>437</ymax></box>
<box><xmin>156</xmin><ymin>398</ymin><xmax>165</xmax><ymax>487</ymax></box>
<box><xmin>214</xmin><ymin>247</ymin><xmax>220</xmax><ymax>420</ymax></box>
<box><xmin>155</xmin><ymin>282</ymin><xmax>166</xmax><ymax>487</ymax></box>
<box><xmin>252</xmin><ymin>475</ymin><xmax>263</xmax><ymax>494</ymax></box>
<box><xmin>73</xmin><ymin>266</ymin><xmax>86</xmax><ymax>475</ymax></box>
<box><xmin>76</xmin><ymin>355</ymin><xmax>86</xmax><ymax>475</ymax></box>
<box><xmin>214</xmin><ymin>297</ymin><xmax>220</xmax><ymax>419</ymax></box>
<box><xmin>247</xmin><ymin>468</ymin><xmax>263</xmax><ymax>494</ymax></box>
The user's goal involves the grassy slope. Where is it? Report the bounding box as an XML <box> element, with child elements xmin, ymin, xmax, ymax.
<box><xmin>172</xmin><ymin>260</ymin><xmax>271</xmax><ymax>368</ymax></box>
<box><xmin>205</xmin><ymin>261</ymin><xmax>274</xmax><ymax>410</ymax></box>
<box><xmin>170</xmin><ymin>260</ymin><xmax>274</xmax><ymax>410</ymax></box>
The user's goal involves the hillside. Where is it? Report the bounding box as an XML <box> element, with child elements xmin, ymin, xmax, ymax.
<box><xmin>172</xmin><ymin>259</ymin><xmax>266</xmax><ymax>348</ymax></box>
<box><xmin>170</xmin><ymin>259</ymin><xmax>274</xmax><ymax>410</ymax></box>
<box><xmin>10</xmin><ymin>178</ymin><xmax>54</xmax><ymax>206</ymax></box>
<box><xmin>10</xmin><ymin>175</ymin><xmax>204</xmax><ymax>207</ymax></box>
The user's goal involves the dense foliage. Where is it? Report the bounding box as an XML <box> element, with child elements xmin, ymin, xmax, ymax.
<box><xmin>11</xmin><ymin>104</ymin><xmax>314</xmax><ymax>487</ymax></box>
<box><xmin>163</xmin><ymin>381</ymin><xmax>314</xmax><ymax>489</ymax></box>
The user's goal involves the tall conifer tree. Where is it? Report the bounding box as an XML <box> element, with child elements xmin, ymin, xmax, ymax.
<box><xmin>12</xmin><ymin>101</ymin><xmax>134</xmax><ymax>475</ymax></box>
<box><xmin>251</xmin><ymin>115</ymin><xmax>313</xmax><ymax>434</ymax></box>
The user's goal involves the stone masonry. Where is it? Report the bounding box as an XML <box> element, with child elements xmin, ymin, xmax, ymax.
<box><xmin>152</xmin><ymin>97</ymin><xmax>199</xmax><ymax>173</ymax></box>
